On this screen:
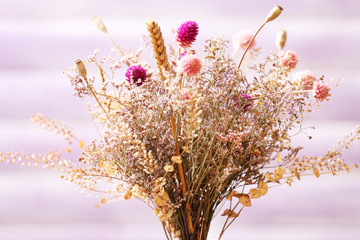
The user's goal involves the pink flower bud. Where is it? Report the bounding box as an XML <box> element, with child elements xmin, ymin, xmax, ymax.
<box><xmin>313</xmin><ymin>81</ymin><xmax>330</xmax><ymax>101</ymax></box>
<box><xmin>177</xmin><ymin>54</ymin><xmax>201</xmax><ymax>77</ymax></box>
<box><xmin>233</xmin><ymin>30</ymin><xmax>255</xmax><ymax>50</ymax></box>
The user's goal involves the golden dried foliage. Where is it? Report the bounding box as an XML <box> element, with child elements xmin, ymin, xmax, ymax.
<box><xmin>31</xmin><ymin>113</ymin><xmax>80</xmax><ymax>145</ymax></box>
<box><xmin>238</xmin><ymin>194</ymin><xmax>252</xmax><ymax>207</ymax></box>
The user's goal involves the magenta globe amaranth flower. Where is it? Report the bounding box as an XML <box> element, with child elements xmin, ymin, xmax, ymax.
<box><xmin>125</xmin><ymin>65</ymin><xmax>147</xmax><ymax>86</ymax></box>
<box><xmin>176</xmin><ymin>21</ymin><xmax>199</xmax><ymax>48</ymax></box>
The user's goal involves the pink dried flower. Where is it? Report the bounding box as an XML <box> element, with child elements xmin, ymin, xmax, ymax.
<box><xmin>233</xmin><ymin>30</ymin><xmax>256</xmax><ymax>50</ymax></box>
<box><xmin>294</xmin><ymin>70</ymin><xmax>316</xmax><ymax>90</ymax></box>
<box><xmin>177</xmin><ymin>54</ymin><xmax>201</xmax><ymax>77</ymax></box>
<box><xmin>125</xmin><ymin>65</ymin><xmax>147</xmax><ymax>86</ymax></box>
<box><xmin>313</xmin><ymin>81</ymin><xmax>330</xmax><ymax>101</ymax></box>
<box><xmin>279</xmin><ymin>50</ymin><xmax>299</xmax><ymax>70</ymax></box>
<box><xmin>181</xmin><ymin>88</ymin><xmax>194</xmax><ymax>100</ymax></box>
<box><xmin>176</xmin><ymin>21</ymin><xmax>199</xmax><ymax>48</ymax></box>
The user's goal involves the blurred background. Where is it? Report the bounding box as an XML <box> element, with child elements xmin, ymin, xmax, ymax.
<box><xmin>0</xmin><ymin>0</ymin><xmax>360</xmax><ymax>239</ymax></box>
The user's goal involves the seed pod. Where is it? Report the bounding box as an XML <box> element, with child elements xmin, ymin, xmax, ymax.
<box><xmin>266</xmin><ymin>5</ymin><xmax>283</xmax><ymax>22</ymax></box>
<box><xmin>75</xmin><ymin>59</ymin><xmax>87</xmax><ymax>80</ymax></box>
<box><xmin>92</xmin><ymin>16</ymin><xmax>107</xmax><ymax>33</ymax></box>
<box><xmin>276</xmin><ymin>30</ymin><xmax>287</xmax><ymax>51</ymax></box>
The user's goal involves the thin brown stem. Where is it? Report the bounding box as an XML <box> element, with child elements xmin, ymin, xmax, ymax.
<box><xmin>171</xmin><ymin>113</ymin><xmax>194</xmax><ymax>234</ymax></box>
<box><xmin>106</xmin><ymin>32</ymin><xmax>125</xmax><ymax>56</ymax></box>
<box><xmin>83</xmin><ymin>78</ymin><xmax>111</xmax><ymax>122</ymax></box>
<box><xmin>218</xmin><ymin>205</ymin><xmax>245</xmax><ymax>240</ymax></box>
<box><xmin>238</xmin><ymin>20</ymin><xmax>269</xmax><ymax>69</ymax></box>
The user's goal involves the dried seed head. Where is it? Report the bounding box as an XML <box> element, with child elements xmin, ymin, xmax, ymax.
<box><xmin>146</xmin><ymin>20</ymin><xmax>170</xmax><ymax>76</ymax></box>
<box><xmin>75</xmin><ymin>59</ymin><xmax>87</xmax><ymax>80</ymax></box>
<box><xmin>276</xmin><ymin>30</ymin><xmax>287</xmax><ymax>51</ymax></box>
<box><xmin>176</xmin><ymin>20</ymin><xmax>199</xmax><ymax>48</ymax></box>
<box><xmin>92</xmin><ymin>16</ymin><xmax>107</xmax><ymax>33</ymax></box>
<box><xmin>125</xmin><ymin>65</ymin><xmax>147</xmax><ymax>86</ymax></box>
<box><xmin>266</xmin><ymin>5</ymin><xmax>283</xmax><ymax>22</ymax></box>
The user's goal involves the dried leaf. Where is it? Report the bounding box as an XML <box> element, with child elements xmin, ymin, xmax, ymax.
<box><xmin>226</xmin><ymin>190</ymin><xmax>238</xmax><ymax>200</ymax></box>
<box><xmin>252</xmin><ymin>149</ymin><xmax>261</xmax><ymax>157</ymax></box>
<box><xmin>158</xmin><ymin>210</ymin><xmax>173</xmax><ymax>222</ymax></box>
<box><xmin>106</xmin><ymin>164</ymin><xmax>116</xmax><ymax>175</ymax></box>
<box><xmin>343</xmin><ymin>163</ymin><xmax>350</xmax><ymax>172</ymax></box>
<box><xmin>274</xmin><ymin>166</ymin><xmax>285</xmax><ymax>180</ymax></box>
<box><xmin>79</xmin><ymin>140</ymin><xmax>85</xmax><ymax>148</ymax></box>
<box><xmin>275</xmin><ymin>153</ymin><xmax>282</xmax><ymax>162</ymax></box>
<box><xmin>258</xmin><ymin>180</ymin><xmax>268</xmax><ymax>195</ymax></box>
<box><xmin>98</xmin><ymin>161</ymin><xmax>106</xmax><ymax>168</ymax></box>
<box><xmin>174</xmin><ymin>231</ymin><xmax>181</xmax><ymax>238</ymax></box>
<box><xmin>182</xmin><ymin>146</ymin><xmax>189</xmax><ymax>153</ymax></box>
<box><xmin>155</xmin><ymin>197</ymin><xmax>167</xmax><ymax>207</ymax></box>
<box><xmin>265</xmin><ymin>173</ymin><xmax>276</xmax><ymax>183</ymax></box>
<box><xmin>159</xmin><ymin>189</ymin><xmax>169</xmax><ymax>202</ymax></box>
<box><xmin>101</xmin><ymin>197</ymin><xmax>107</xmax><ymax>204</ymax></box>
<box><xmin>124</xmin><ymin>190</ymin><xmax>132</xmax><ymax>200</ymax></box>
<box><xmin>238</xmin><ymin>194</ymin><xmax>252</xmax><ymax>207</ymax></box>
<box><xmin>221</xmin><ymin>209</ymin><xmax>230</xmax><ymax>216</ymax></box>
<box><xmin>274</xmin><ymin>171</ymin><xmax>283</xmax><ymax>180</ymax></box>
<box><xmin>164</xmin><ymin>165</ymin><xmax>174</xmax><ymax>172</ymax></box>
<box><xmin>249</xmin><ymin>188</ymin><xmax>261</xmax><ymax>199</ymax></box>
<box><xmin>277</xmin><ymin>166</ymin><xmax>285</xmax><ymax>174</ymax></box>
<box><xmin>154</xmin><ymin>189</ymin><xmax>169</xmax><ymax>207</ymax></box>
<box><xmin>171</xmin><ymin>155</ymin><xmax>182</xmax><ymax>164</ymax></box>
<box><xmin>221</xmin><ymin>209</ymin><xmax>238</xmax><ymax>218</ymax></box>
<box><xmin>313</xmin><ymin>167</ymin><xmax>320</xmax><ymax>178</ymax></box>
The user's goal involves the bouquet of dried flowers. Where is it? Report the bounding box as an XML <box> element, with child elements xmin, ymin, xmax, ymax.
<box><xmin>2</xmin><ymin>5</ymin><xmax>360</xmax><ymax>240</ymax></box>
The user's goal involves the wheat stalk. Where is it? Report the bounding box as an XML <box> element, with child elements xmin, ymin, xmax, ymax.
<box><xmin>146</xmin><ymin>20</ymin><xmax>170</xmax><ymax>80</ymax></box>
<box><xmin>147</xmin><ymin>20</ymin><xmax>194</xmax><ymax>235</ymax></box>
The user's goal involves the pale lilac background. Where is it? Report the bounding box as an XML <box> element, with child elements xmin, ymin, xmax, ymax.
<box><xmin>0</xmin><ymin>0</ymin><xmax>360</xmax><ymax>239</ymax></box>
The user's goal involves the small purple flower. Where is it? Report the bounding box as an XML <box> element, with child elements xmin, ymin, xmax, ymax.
<box><xmin>125</xmin><ymin>65</ymin><xmax>147</xmax><ymax>86</ymax></box>
<box><xmin>233</xmin><ymin>94</ymin><xmax>253</xmax><ymax>111</ymax></box>
<box><xmin>176</xmin><ymin>21</ymin><xmax>199</xmax><ymax>48</ymax></box>
<box><xmin>242</xmin><ymin>94</ymin><xmax>253</xmax><ymax>111</ymax></box>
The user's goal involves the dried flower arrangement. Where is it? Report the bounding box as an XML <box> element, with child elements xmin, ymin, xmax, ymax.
<box><xmin>1</xmin><ymin>5</ymin><xmax>360</xmax><ymax>240</ymax></box>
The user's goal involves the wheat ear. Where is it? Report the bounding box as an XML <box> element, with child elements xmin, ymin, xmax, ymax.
<box><xmin>146</xmin><ymin>20</ymin><xmax>170</xmax><ymax>80</ymax></box>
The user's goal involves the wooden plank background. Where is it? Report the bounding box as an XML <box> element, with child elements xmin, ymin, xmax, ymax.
<box><xmin>0</xmin><ymin>0</ymin><xmax>359</xmax><ymax>239</ymax></box>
